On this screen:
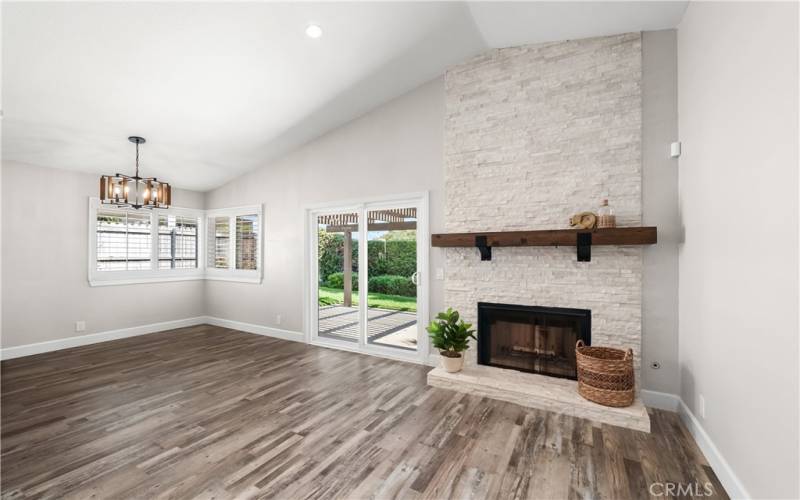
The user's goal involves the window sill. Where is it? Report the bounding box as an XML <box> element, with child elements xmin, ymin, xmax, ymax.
<box><xmin>89</xmin><ymin>275</ymin><xmax>206</xmax><ymax>287</ymax></box>
<box><xmin>204</xmin><ymin>268</ymin><xmax>262</xmax><ymax>284</ymax></box>
<box><xmin>204</xmin><ymin>275</ymin><xmax>262</xmax><ymax>284</ymax></box>
<box><xmin>88</xmin><ymin>274</ymin><xmax>262</xmax><ymax>287</ymax></box>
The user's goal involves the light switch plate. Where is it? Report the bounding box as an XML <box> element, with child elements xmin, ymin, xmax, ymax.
<box><xmin>670</xmin><ymin>141</ymin><xmax>681</xmax><ymax>158</ymax></box>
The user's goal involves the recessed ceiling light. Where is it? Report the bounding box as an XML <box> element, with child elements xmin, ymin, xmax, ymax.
<box><xmin>305</xmin><ymin>24</ymin><xmax>323</xmax><ymax>39</ymax></box>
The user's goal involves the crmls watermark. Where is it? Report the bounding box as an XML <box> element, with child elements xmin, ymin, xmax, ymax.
<box><xmin>649</xmin><ymin>482</ymin><xmax>715</xmax><ymax>497</ymax></box>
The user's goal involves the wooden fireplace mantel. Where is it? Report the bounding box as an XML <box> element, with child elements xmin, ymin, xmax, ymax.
<box><xmin>430</xmin><ymin>227</ymin><xmax>657</xmax><ymax>262</ymax></box>
<box><xmin>431</xmin><ymin>227</ymin><xmax>657</xmax><ymax>247</ymax></box>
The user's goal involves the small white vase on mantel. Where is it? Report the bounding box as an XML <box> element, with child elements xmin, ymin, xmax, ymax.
<box><xmin>440</xmin><ymin>351</ymin><xmax>465</xmax><ymax>373</ymax></box>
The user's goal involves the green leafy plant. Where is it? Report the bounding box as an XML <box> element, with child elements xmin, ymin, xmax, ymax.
<box><xmin>367</xmin><ymin>275</ymin><xmax>416</xmax><ymax>297</ymax></box>
<box><xmin>426</xmin><ymin>308</ymin><xmax>476</xmax><ymax>358</ymax></box>
<box><xmin>326</xmin><ymin>272</ymin><xmax>358</xmax><ymax>291</ymax></box>
<box><xmin>317</xmin><ymin>229</ymin><xmax>417</xmax><ymax>281</ymax></box>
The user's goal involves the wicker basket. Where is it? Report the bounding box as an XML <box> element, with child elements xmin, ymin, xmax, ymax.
<box><xmin>575</xmin><ymin>340</ymin><xmax>635</xmax><ymax>407</ymax></box>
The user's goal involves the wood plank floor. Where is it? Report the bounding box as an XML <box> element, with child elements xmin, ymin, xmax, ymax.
<box><xmin>1</xmin><ymin>325</ymin><xmax>728</xmax><ymax>499</ymax></box>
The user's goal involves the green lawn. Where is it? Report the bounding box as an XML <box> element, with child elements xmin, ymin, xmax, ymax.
<box><xmin>318</xmin><ymin>286</ymin><xmax>417</xmax><ymax>312</ymax></box>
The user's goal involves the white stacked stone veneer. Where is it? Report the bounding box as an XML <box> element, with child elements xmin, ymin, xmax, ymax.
<box><xmin>442</xmin><ymin>33</ymin><xmax>644</xmax><ymax>378</ymax></box>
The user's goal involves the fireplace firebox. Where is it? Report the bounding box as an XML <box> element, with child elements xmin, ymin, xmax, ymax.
<box><xmin>477</xmin><ymin>302</ymin><xmax>591</xmax><ymax>380</ymax></box>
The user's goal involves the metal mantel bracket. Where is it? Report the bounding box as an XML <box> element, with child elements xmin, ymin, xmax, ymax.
<box><xmin>475</xmin><ymin>235</ymin><xmax>492</xmax><ymax>261</ymax></box>
<box><xmin>577</xmin><ymin>232</ymin><xmax>592</xmax><ymax>262</ymax></box>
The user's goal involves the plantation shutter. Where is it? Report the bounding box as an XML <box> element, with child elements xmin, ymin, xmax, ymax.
<box><xmin>96</xmin><ymin>209</ymin><xmax>152</xmax><ymax>271</ymax></box>
<box><xmin>207</xmin><ymin>216</ymin><xmax>230</xmax><ymax>269</ymax></box>
<box><xmin>235</xmin><ymin>215</ymin><xmax>258</xmax><ymax>270</ymax></box>
<box><xmin>158</xmin><ymin>215</ymin><xmax>199</xmax><ymax>269</ymax></box>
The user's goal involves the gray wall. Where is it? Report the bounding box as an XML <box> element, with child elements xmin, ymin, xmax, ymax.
<box><xmin>1</xmin><ymin>161</ymin><xmax>206</xmax><ymax>348</ymax></box>
<box><xmin>677</xmin><ymin>2</ymin><xmax>799</xmax><ymax>498</ymax></box>
<box><xmin>204</xmin><ymin>79</ymin><xmax>447</xmax><ymax>331</ymax></box>
<box><xmin>641</xmin><ymin>30</ymin><xmax>680</xmax><ymax>394</ymax></box>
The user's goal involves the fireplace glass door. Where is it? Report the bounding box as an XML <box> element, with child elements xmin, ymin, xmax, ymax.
<box><xmin>477</xmin><ymin>303</ymin><xmax>590</xmax><ymax>380</ymax></box>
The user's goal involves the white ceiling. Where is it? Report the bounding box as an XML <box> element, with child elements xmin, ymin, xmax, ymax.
<box><xmin>2</xmin><ymin>1</ymin><xmax>687</xmax><ymax>191</ymax></box>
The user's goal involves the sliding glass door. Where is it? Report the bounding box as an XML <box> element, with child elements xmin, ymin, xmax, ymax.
<box><xmin>308</xmin><ymin>194</ymin><xmax>428</xmax><ymax>362</ymax></box>
<box><xmin>314</xmin><ymin>210</ymin><xmax>361</xmax><ymax>346</ymax></box>
<box><xmin>365</xmin><ymin>206</ymin><xmax>418</xmax><ymax>352</ymax></box>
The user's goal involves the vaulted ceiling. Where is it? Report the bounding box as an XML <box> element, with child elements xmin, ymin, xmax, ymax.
<box><xmin>2</xmin><ymin>2</ymin><xmax>687</xmax><ymax>191</ymax></box>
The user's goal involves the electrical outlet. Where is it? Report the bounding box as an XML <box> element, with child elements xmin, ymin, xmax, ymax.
<box><xmin>75</xmin><ymin>321</ymin><xmax>86</xmax><ymax>332</ymax></box>
<box><xmin>698</xmin><ymin>394</ymin><xmax>706</xmax><ymax>419</ymax></box>
<box><xmin>435</xmin><ymin>268</ymin><xmax>444</xmax><ymax>280</ymax></box>
<box><xmin>276</xmin><ymin>314</ymin><xmax>282</xmax><ymax>325</ymax></box>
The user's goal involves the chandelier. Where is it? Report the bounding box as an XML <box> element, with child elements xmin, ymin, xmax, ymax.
<box><xmin>99</xmin><ymin>136</ymin><xmax>171</xmax><ymax>209</ymax></box>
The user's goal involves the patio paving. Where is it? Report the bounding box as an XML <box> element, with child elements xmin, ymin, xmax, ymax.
<box><xmin>318</xmin><ymin>305</ymin><xmax>417</xmax><ymax>351</ymax></box>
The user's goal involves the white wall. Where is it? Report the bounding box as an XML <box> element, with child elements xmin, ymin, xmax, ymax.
<box><xmin>204</xmin><ymin>79</ymin><xmax>446</xmax><ymax>332</ymax></box>
<box><xmin>1</xmin><ymin>161</ymin><xmax>206</xmax><ymax>349</ymax></box>
<box><xmin>678</xmin><ymin>3</ymin><xmax>799</xmax><ymax>498</ymax></box>
<box><xmin>642</xmin><ymin>29</ymin><xmax>680</xmax><ymax>395</ymax></box>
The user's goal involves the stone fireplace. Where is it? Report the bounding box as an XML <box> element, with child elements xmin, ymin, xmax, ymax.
<box><xmin>428</xmin><ymin>32</ymin><xmax>649</xmax><ymax>432</ymax></box>
<box><xmin>477</xmin><ymin>302</ymin><xmax>590</xmax><ymax>380</ymax></box>
<box><xmin>442</xmin><ymin>32</ymin><xmax>644</xmax><ymax>375</ymax></box>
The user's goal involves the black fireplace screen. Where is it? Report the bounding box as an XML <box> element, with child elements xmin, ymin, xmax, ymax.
<box><xmin>477</xmin><ymin>302</ymin><xmax>591</xmax><ymax>380</ymax></box>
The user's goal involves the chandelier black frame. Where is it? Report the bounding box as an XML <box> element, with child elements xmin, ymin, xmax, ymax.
<box><xmin>99</xmin><ymin>136</ymin><xmax>171</xmax><ymax>209</ymax></box>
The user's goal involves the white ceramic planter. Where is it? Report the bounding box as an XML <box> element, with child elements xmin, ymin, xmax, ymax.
<box><xmin>440</xmin><ymin>352</ymin><xmax>465</xmax><ymax>373</ymax></box>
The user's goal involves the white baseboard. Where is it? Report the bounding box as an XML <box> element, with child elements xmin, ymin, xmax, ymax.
<box><xmin>641</xmin><ymin>389</ymin><xmax>681</xmax><ymax>412</ymax></box>
<box><xmin>202</xmin><ymin>316</ymin><xmax>304</xmax><ymax>343</ymax></box>
<box><xmin>677</xmin><ymin>400</ymin><xmax>750</xmax><ymax>499</ymax></box>
<box><xmin>0</xmin><ymin>317</ymin><xmax>207</xmax><ymax>360</ymax></box>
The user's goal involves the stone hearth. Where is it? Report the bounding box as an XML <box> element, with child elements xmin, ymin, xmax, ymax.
<box><xmin>427</xmin><ymin>364</ymin><xmax>650</xmax><ymax>433</ymax></box>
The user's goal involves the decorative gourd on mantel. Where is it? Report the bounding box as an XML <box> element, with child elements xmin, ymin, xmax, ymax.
<box><xmin>430</xmin><ymin>227</ymin><xmax>657</xmax><ymax>262</ymax></box>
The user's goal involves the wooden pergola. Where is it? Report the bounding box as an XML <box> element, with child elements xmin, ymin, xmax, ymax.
<box><xmin>318</xmin><ymin>208</ymin><xmax>416</xmax><ymax>307</ymax></box>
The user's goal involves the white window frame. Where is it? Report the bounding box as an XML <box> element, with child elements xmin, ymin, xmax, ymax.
<box><xmin>88</xmin><ymin>199</ymin><xmax>263</xmax><ymax>286</ymax></box>
<box><xmin>303</xmin><ymin>191</ymin><xmax>430</xmax><ymax>365</ymax></box>
<box><xmin>88</xmin><ymin>198</ymin><xmax>206</xmax><ymax>286</ymax></box>
<box><xmin>204</xmin><ymin>205</ymin><xmax>263</xmax><ymax>284</ymax></box>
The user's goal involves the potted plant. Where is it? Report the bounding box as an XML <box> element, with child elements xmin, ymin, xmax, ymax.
<box><xmin>426</xmin><ymin>308</ymin><xmax>476</xmax><ymax>373</ymax></box>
